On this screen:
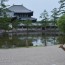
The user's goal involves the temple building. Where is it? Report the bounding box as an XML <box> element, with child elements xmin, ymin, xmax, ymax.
<box><xmin>7</xmin><ymin>5</ymin><xmax>37</xmax><ymax>22</ymax></box>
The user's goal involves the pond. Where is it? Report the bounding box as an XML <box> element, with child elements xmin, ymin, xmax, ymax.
<box><xmin>0</xmin><ymin>33</ymin><xmax>64</xmax><ymax>48</ymax></box>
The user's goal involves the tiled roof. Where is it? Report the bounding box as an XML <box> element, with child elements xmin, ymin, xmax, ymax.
<box><xmin>8</xmin><ymin>5</ymin><xmax>33</xmax><ymax>13</ymax></box>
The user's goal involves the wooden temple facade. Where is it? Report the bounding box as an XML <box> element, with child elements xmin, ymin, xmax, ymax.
<box><xmin>7</xmin><ymin>5</ymin><xmax>37</xmax><ymax>22</ymax></box>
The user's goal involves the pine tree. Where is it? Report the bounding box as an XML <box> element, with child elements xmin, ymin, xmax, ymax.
<box><xmin>59</xmin><ymin>0</ymin><xmax>65</xmax><ymax>14</ymax></box>
<box><xmin>51</xmin><ymin>8</ymin><xmax>58</xmax><ymax>25</ymax></box>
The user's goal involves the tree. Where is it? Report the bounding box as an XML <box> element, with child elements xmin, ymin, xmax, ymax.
<box><xmin>58</xmin><ymin>0</ymin><xmax>65</xmax><ymax>14</ymax></box>
<box><xmin>57</xmin><ymin>0</ymin><xmax>65</xmax><ymax>46</ymax></box>
<box><xmin>51</xmin><ymin>8</ymin><xmax>58</xmax><ymax>25</ymax></box>
<box><xmin>0</xmin><ymin>0</ymin><xmax>19</xmax><ymax>44</ymax></box>
<box><xmin>40</xmin><ymin>10</ymin><xmax>49</xmax><ymax>21</ymax></box>
<box><xmin>57</xmin><ymin>35</ymin><xmax>65</xmax><ymax>44</ymax></box>
<box><xmin>0</xmin><ymin>0</ymin><xmax>9</xmax><ymax>30</ymax></box>
<box><xmin>0</xmin><ymin>17</ymin><xmax>11</xmax><ymax>31</ymax></box>
<box><xmin>40</xmin><ymin>10</ymin><xmax>49</xmax><ymax>30</ymax></box>
<box><xmin>50</xmin><ymin>8</ymin><xmax>59</xmax><ymax>44</ymax></box>
<box><xmin>0</xmin><ymin>0</ymin><xmax>11</xmax><ymax>31</ymax></box>
<box><xmin>40</xmin><ymin>10</ymin><xmax>49</xmax><ymax>46</ymax></box>
<box><xmin>0</xmin><ymin>0</ymin><xmax>8</xmax><ymax>17</ymax></box>
<box><xmin>20</xmin><ymin>20</ymin><xmax>32</xmax><ymax>47</ymax></box>
<box><xmin>0</xmin><ymin>0</ymin><xmax>19</xmax><ymax>32</ymax></box>
<box><xmin>57</xmin><ymin>14</ymin><xmax>65</xmax><ymax>33</ymax></box>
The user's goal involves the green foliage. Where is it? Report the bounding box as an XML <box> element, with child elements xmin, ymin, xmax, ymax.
<box><xmin>51</xmin><ymin>8</ymin><xmax>58</xmax><ymax>25</ymax></box>
<box><xmin>40</xmin><ymin>20</ymin><xmax>49</xmax><ymax>27</ymax></box>
<box><xmin>0</xmin><ymin>34</ymin><xmax>33</xmax><ymax>48</ymax></box>
<box><xmin>0</xmin><ymin>0</ymin><xmax>12</xmax><ymax>30</ymax></box>
<box><xmin>40</xmin><ymin>10</ymin><xmax>49</xmax><ymax>21</ymax></box>
<box><xmin>57</xmin><ymin>35</ymin><xmax>65</xmax><ymax>44</ymax></box>
<box><xmin>12</xmin><ymin>19</ymin><xmax>20</xmax><ymax>29</ymax></box>
<box><xmin>59</xmin><ymin>0</ymin><xmax>65</xmax><ymax>14</ymax></box>
<box><xmin>40</xmin><ymin>10</ymin><xmax>49</xmax><ymax>27</ymax></box>
<box><xmin>19</xmin><ymin>20</ymin><xmax>32</xmax><ymax>29</ymax></box>
<box><xmin>57</xmin><ymin>14</ymin><xmax>65</xmax><ymax>33</ymax></box>
<box><xmin>0</xmin><ymin>0</ymin><xmax>8</xmax><ymax>17</ymax></box>
<box><xmin>20</xmin><ymin>20</ymin><xmax>32</xmax><ymax>25</ymax></box>
<box><xmin>19</xmin><ymin>20</ymin><xmax>32</xmax><ymax>47</ymax></box>
<box><xmin>0</xmin><ymin>0</ymin><xmax>19</xmax><ymax>30</ymax></box>
<box><xmin>0</xmin><ymin>17</ymin><xmax>11</xmax><ymax>30</ymax></box>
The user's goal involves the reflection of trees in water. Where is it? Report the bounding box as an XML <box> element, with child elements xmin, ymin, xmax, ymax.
<box><xmin>41</xmin><ymin>35</ymin><xmax>57</xmax><ymax>46</ymax></box>
<box><xmin>44</xmin><ymin>34</ymin><xmax>47</xmax><ymax>46</ymax></box>
<box><xmin>0</xmin><ymin>33</ymin><xmax>33</xmax><ymax>48</ymax></box>
<box><xmin>19</xmin><ymin>35</ymin><xmax>33</xmax><ymax>47</ymax></box>
<box><xmin>41</xmin><ymin>34</ymin><xmax>48</xmax><ymax>46</ymax></box>
<box><xmin>0</xmin><ymin>33</ymin><xmax>20</xmax><ymax>48</ymax></box>
<box><xmin>0</xmin><ymin>33</ymin><xmax>61</xmax><ymax>48</ymax></box>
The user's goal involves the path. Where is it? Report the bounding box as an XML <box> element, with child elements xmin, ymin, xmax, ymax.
<box><xmin>0</xmin><ymin>45</ymin><xmax>65</xmax><ymax>65</ymax></box>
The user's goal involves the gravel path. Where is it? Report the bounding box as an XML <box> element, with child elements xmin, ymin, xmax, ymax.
<box><xmin>0</xmin><ymin>45</ymin><xmax>65</xmax><ymax>65</ymax></box>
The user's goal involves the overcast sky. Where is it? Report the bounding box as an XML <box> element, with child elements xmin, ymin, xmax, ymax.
<box><xmin>5</xmin><ymin>0</ymin><xmax>60</xmax><ymax>21</ymax></box>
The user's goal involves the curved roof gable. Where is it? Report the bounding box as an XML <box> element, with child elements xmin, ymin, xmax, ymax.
<box><xmin>8</xmin><ymin>5</ymin><xmax>33</xmax><ymax>13</ymax></box>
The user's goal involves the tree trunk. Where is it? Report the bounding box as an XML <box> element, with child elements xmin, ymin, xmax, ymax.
<box><xmin>26</xmin><ymin>25</ymin><xmax>29</xmax><ymax>47</ymax></box>
<box><xmin>44</xmin><ymin>26</ymin><xmax>47</xmax><ymax>46</ymax></box>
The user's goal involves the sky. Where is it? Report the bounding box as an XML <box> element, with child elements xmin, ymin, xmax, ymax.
<box><xmin>5</xmin><ymin>0</ymin><xmax>60</xmax><ymax>21</ymax></box>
